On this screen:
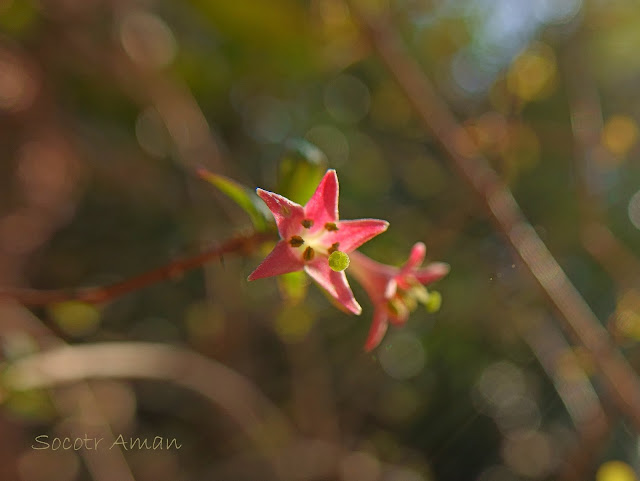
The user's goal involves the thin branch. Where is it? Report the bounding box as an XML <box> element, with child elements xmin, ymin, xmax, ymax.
<box><xmin>519</xmin><ymin>313</ymin><xmax>612</xmax><ymax>481</ymax></box>
<box><xmin>0</xmin><ymin>230</ymin><xmax>274</xmax><ymax>306</ymax></box>
<box><xmin>582</xmin><ymin>222</ymin><xmax>640</xmax><ymax>289</ymax></box>
<box><xmin>349</xmin><ymin>5</ymin><xmax>640</xmax><ymax>430</ymax></box>
<box><xmin>563</xmin><ymin>35</ymin><xmax>640</xmax><ymax>345</ymax></box>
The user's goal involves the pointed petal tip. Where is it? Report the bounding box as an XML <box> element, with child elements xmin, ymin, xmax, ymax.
<box><xmin>305</xmin><ymin>169</ymin><xmax>340</xmax><ymax>224</ymax></box>
<box><xmin>331</xmin><ymin>219</ymin><xmax>390</xmax><ymax>252</ymax></box>
<box><xmin>314</xmin><ymin>168</ymin><xmax>337</xmax><ymax>185</ymax></box>
<box><xmin>255</xmin><ymin>187</ymin><xmax>270</xmax><ymax>199</ymax></box>
<box><xmin>415</xmin><ymin>261</ymin><xmax>451</xmax><ymax>284</ymax></box>
<box><xmin>337</xmin><ymin>291</ymin><xmax>362</xmax><ymax>315</ymax></box>
<box><xmin>412</xmin><ymin>241</ymin><xmax>427</xmax><ymax>253</ymax></box>
<box><xmin>433</xmin><ymin>262</ymin><xmax>451</xmax><ymax>274</ymax></box>
<box><xmin>247</xmin><ymin>270</ymin><xmax>261</xmax><ymax>282</ymax></box>
<box><xmin>372</xmin><ymin>219</ymin><xmax>390</xmax><ymax>233</ymax></box>
<box><xmin>363</xmin><ymin>310</ymin><xmax>388</xmax><ymax>351</ymax></box>
<box><xmin>404</xmin><ymin>242</ymin><xmax>427</xmax><ymax>270</ymax></box>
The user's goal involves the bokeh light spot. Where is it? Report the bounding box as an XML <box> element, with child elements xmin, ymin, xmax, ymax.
<box><xmin>596</xmin><ymin>461</ymin><xmax>638</xmax><ymax>481</ymax></box>
<box><xmin>0</xmin><ymin>49</ymin><xmax>37</xmax><ymax>112</ymax></box>
<box><xmin>501</xmin><ymin>430</ymin><xmax>555</xmax><ymax>478</ymax></box>
<box><xmin>473</xmin><ymin>361</ymin><xmax>527</xmax><ymax>413</ymax></box>
<box><xmin>339</xmin><ymin>451</ymin><xmax>381</xmax><ymax>481</ymax></box>
<box><xmin>507</xmin><ymin>43</ymin><xmax>557</xmax><ymax>102</ymax></box>
<box><xmin>119</xmin><ymin>11</ymin><xmax>176</xmax><ymax>70</ymax></box>
<box><xmin>305</xmin><ymin>125</ymin><xmax>349</xmax><ymax>165</ymax></box>
<box><xmin>275</xmin><ymin>304</ymin><xmax>314</xmax><ymax>343</ymax></box>
<box><xmin>47</xmin><ymin>301</ymin><xmax>101</xmax><ymax>338</ymax></box>
<box><xmin>602</xmin><ymin>115</ymin><xmax>638</xmax><ymax>157</ymax></box>
<box><xmin>243</xmin><ymin>96</ymin><xmax>291</xmax><ymax>143</ymax></box>
<box><xmin>324</xmin><ymin>74</ymin><xmax>371</xmax><ymax>124</ymax></box>
<box><xmin>379</xmin><ymin>331</ymin><xmax>426</xmax><ymax>380</ymax></box>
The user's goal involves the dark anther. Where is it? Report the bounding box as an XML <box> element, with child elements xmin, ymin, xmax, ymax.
<box><xmin>324</xmin><ymin>222</ymin><xmax>338</xmax><ymax>231</ymax></box>
<box><xmin>301</xmin><ymin>219</ymin><xmax>314</xmax><ymax>228</ymax></box>
<box><xmin>289</xmin><ymin>236</ymin><xmax>304</xmax><ymax>247</ymax></box>
<box><xmin>303</xmin><ymin>246</ymin><xmax>315</xmax><ymax>261</ymax></box>
<box><xmin>328</xmin><ymin>242</ymin><xmax>340</xmax><ymax>254</ymax></box>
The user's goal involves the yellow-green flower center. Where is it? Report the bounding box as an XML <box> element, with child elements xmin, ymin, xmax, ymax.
<box><xmin>288</xmin><ymin>222</ymin><xmax>344</xmax><ymax>266</ymax></box>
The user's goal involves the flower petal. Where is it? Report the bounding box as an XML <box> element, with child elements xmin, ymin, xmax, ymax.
<box><xmin>329</xmin><ymin>219</ymin><xmax>389</xmax><ymax>252</ymax></box>
<box><xmin>401</xmin><ymin>242</ymin><xmax>426</xmax><ymax>273</ymax></box>
<box><xmin>364</xmin><ymin>308</ymin><xmax>389</xmax><ymax>352</ymax></box>
<box><xmin>384</xmin><ymin>278</ymin><xmax>398</xmax><ymax>299</ymax></box>
<box><xmin>303</xmin><ymin>169</ymin><xmax>339</xmax><ymax>226</ymax></box>
<box><xmin>248</xmin><ymin>241</ymin><xmax>303</xmax><ymax>281</ymax></box>
<box><xmin>415</xmin><ymin>262</ymin><xmax>450</xmax><ymax>285</ymax></box>
<box><xmin>305</xmin><ymin>259</ymin><xmax>362</xmax><ymax>314</ymax></box>
<box><xmin>256</xmin><ymin>189</ymin><xmax>304</xmax><ymax>238</ymax></box>
<box><xmin>348</xmin><ymin>251</ymin><xmax>396</xmax><ymax>302</ymax></box>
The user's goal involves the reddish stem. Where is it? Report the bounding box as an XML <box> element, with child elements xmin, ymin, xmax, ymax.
<box><xmin>0</xmin><ymin>230</ymin><xmax>275</xmax><ymax>306</ymax></box>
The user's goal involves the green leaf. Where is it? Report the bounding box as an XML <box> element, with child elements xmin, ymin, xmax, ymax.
<box><xmin>278</xmin><ymin>139</ymin><xmax>328</xmax><ymax>204</ymax></box>
<box><xmin>197</xmin><ymin>168</ymin><xmax>271</xmax><ymax>231</ymax></box>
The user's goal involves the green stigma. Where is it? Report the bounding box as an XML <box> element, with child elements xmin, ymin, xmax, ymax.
<box><xmin>425</xmin><ymin>291</ymin><xmax>442</xmax><ymax>313</ymax></box>
<box><xmin>328</xmin><ymin>251</ymin><xmax>350</xmax><ymax>272</ymax></box>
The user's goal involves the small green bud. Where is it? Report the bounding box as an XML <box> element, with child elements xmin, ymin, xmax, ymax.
<box><xmin>328</xmin><ymin>251</ymin><xmax>350</xmax><ymax>272</ymax></box>
<box><xmin>425</xmin><ymin>291</ymin><xmax>442</xmax><ymax>313</ymax></box>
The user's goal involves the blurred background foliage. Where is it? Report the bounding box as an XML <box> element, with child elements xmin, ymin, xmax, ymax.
<box><xmin>2</xmin><ymin>0</ymin><xmax>640</xmax><ymax>480</ymax></box>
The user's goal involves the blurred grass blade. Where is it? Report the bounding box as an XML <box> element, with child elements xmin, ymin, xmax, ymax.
<box><xmin>197</xmin><ymin>168</ymin><xmax>272</xmax><ymax>231</ymax></box>
<box><xmin>278</xmin><ymin>139</ymin><xmax>327</xmax><ymax>204</ymax></box>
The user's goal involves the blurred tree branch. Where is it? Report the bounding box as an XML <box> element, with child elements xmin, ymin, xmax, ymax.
<box><xmin>519</xmin><ymin>313</ymin><xmax>612</xmax><ymax>481</ymax></box>
<box><xmin>2</xmin><ymin>340</ymin><xmax>301</xmax><ymax>479</ymax></box>
<box><xmin>348</xmin><ymin>2</ymin><xmax>640</xmax><ymax>431</ymax></box>
<box><xmin>2</xmin><ymin>341</ymin><xmax>294</xmax><ymax>445</ymax></box>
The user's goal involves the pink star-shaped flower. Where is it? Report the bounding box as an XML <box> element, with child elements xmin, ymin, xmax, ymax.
<box><xmin>349</xmin><ymin>242</ymin><xmax>449</xmax><ymax>351</ymax></box>
<box><xmin>248</xmin><ymin>169</ymin><xmax>389</xmax><ymax>314</ymax></box>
